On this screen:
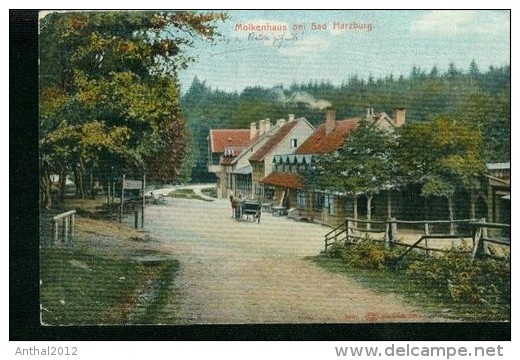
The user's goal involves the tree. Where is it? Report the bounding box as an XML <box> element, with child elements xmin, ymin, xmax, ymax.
<box><xmin>39</xmin><ymin>11</ymin><xmax>227</xmax><ymax>205</ymax></box>
<box><xmin>308</xmin><ymin>120</ymin><xmax>397</xmax><ymax>228</ymax></box>
<box><xmin>397</xmin><ymin>117</ymin><xmax>485</xmax><ymax>233</ymax></box>
<box><xmin>339</xmin><ymin>120</ymin><xmax>398</xmax><ymax>227</ymax></box>
<box><xmin>469</xmin><ymin>59</ymin><xmax>480</xmax><ymax>78</ymax></box>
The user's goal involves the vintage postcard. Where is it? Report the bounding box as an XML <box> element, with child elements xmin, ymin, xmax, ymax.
<box><xmin>37</xmin><ymin>10</ymin><xmax>510</xmax><ymax>332</ymax></box>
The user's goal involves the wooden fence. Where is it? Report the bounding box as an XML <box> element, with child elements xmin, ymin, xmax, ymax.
<box><xmin>48</xmin><ymin>210</ymin><xmax>76</xmax><ymax>247</ymax></box>
<box><xmin>324</xmin><ymin>217</ymin><xmax>510</xmax><ymax>263</ymax></box>
<box><xmin>469</xmin><ymin>219</ymin><xmax>510</xmax><ymax>263</ymax></box>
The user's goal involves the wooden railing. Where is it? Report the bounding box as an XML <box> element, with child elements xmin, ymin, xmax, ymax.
<box><xmin>49</xmin><ymin>210</ymin><xmax>76</xmax><ymax>247</ymax></box>
<box><xmin>324</xmin><ymin>217</ymin><xmax>510</xmax><ymax>263</ymax></box>
<box><xmin>469</xmin><ymin>219</ymin><xmax>510</xmax><ymax>262</ymax></box>
<box><xmin>324</xmin><ymin>222</ymin><xmax>348</xmax><ymax>250</ymax></box>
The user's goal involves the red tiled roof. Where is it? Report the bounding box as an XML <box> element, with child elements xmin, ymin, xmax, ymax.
<box><xmin>249</xmin><ymin>120</ymin><xmax>299</xmax><ymax>162</ymax></box>
<box><xmin>260</xmin><ymin>172</ymin><xmax>303</xmax><ymax>190</ymax></box>
<box><xmin>210</xmin><ymin>129</ymin><xmax>255</xmax><ymax>153</ymax></box>
<box><xmin>294</xmin><ymin>118</ymin><xmax>359</xmax><ymax>155</ymax></box>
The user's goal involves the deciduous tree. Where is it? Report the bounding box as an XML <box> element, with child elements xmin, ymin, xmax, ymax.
<box><xmin>397</xmin><ymin>117</ymin><xmax>485</xmax><ymax>233</ymax></box>
<box><xmin>39</xmin><ymin>11</ymin><xmax>227</xmax><ymax>205</ymax></box>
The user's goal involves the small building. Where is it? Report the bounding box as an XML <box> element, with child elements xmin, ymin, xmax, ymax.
<box><xmin>483</xmin><ymin>162</ymin><xmax>510</xmax><ymax>224</ymax></box>
<box><xmin>261</xmin><ymin>107</ymin><xmax>406</xmax><ymax>227</ymax></box>
<box><xmin>208</xmin><ymin>115</ymin><xmax>314</xmax><ymax>199</ymax></box>
<box><xmin>208</xmin><ymin>127</ymin><xmax>258</xmax><ymax>198</ymax></box>
<box><xmin>222</xmin><ymin>121</ymin><xmax>280</xmax><ymax>198</ymax></box>
<box><xmin>249</xmin><ymin>116</ymin><xmax>315</xmax><ymax>199</ymax></box>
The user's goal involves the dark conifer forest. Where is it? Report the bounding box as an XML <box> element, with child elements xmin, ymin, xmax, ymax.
<box><xmin>182</xmin><ymin>62</ymin><xmax>510</xmax><ymax>182</ymax></box>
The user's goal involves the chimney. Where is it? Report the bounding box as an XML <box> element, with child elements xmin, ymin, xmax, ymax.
<box><xmin>259</xmin><ymin>119</ymin><xmax>266</xmax><ymax>135</ymax></box>
<box><xmin>250</xmin><ymin>122</ymin><xmax>258</xmax><ymax>139</ymax></box>
<box><xmin>265</xmin><ymin>118</ymin><xmax>272</xmax><ymax>132</ymax></box>
<box><xmin>276</xmin><ymin>118</ymin><xmax>286</xmax><ymax>127</ymax></box>
<box><xmin>325</xmin><ymin>109</ymin><xmax>336</xmax><ymax>135</ymax></box>
<box><xmin>393</xmin><ymin>107</ymin><xmax>406</xmax><ymax>127</ymax></box>
<box><xmin>288</xmin><ymin>114</ymin><xmax>295</xmax><ymax>122</ymax></box>
<box><xmin>366</xmin><ymin>107</ymin><xmax>371</xmax><ymax>117</ymax></box>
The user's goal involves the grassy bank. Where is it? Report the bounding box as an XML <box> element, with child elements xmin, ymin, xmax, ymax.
<box><xmin>167</xmin><ymin>188</ymin><xmax>213</xmax><ymax>201</ymax></box>
<box><xmin>40</xmin><ymin>197</ymin><xmax>180</xmax><ymax>325</ymax></box>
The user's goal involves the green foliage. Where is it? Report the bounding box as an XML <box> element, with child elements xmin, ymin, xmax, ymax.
<box><xmin>310</xmin><ymin>120</ymin><xmax>397</xmax><ymax>196</ymax></box>
<box><xmin>329</xmin><ymin>240</ymin><xmax>403</xmax><ymax>270</ymax></box>
<box><xmin>40</xmin><ymin>11</ymin><xmax>227</xmax><ymax>202</ymax></box>
<box><xmin>405</xmin><ymin>246</ymin><xmax>510</xmax><ymax>313</ymax></box>
<box><xmin>324</xmin><ymin>242</ymin><xmax>347</xmax><ymax>259</ymax></box>
<box><xmin>343</xmin><ymin>240</ymin><xmax>388</xmax><ymax>270</ymax></box>
<box><xmin>397</xmin><ymin>117</ymin><xmax>485</xmax><ymax>222</ymax></box>
<box><xmin>326</xmin><ymin>239</ymin><xmax>510</xmax><ymax>319</ymax></box>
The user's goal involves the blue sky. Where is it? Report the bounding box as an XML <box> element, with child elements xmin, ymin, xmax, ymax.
<box><xmin>177</xmin><ymin>10</ymin><xmax>510</xmax><ymax>93</ymax></box>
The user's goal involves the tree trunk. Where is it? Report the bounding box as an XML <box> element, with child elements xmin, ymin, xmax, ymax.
<box><xmin>89</xmin><ymin>164</ymin><xmax>95</xmax><ymax>199</ymax></box>
<box><xmin>366</xmin><ymin>193</ymin><xmax>373</xmax><ymax>230</ymax></box>
<box><xmin>353</xmin><ymin>195</ymin><xmax>358</xmax><ymax>229</ymax></box>
<box><xmin>58</xmin><ymin>166</ymin><xmax>66</xmax><ymax>202</ymax></box>
<box><xmin>386</xmin><ymin>190</ymin><xmax>392</xmax><ymax>218</ymax></box>
<box><xmin>469</xmin><ymin>190</ymin><xmax>476</xmax><ymax>220</ymax></box>
<box><xmin>41</xmin><ymin>166</ymin><xmax>52</xmax><ymax>209</ymax></box>
<box><xmin>448</xmin><ymin>195</ymin><xmax>455</xmax><ymax>235</ymax></box>
<box><xmin>77</xmin><ymin>159</ymin><xmax>85</xmax><ymax>200</ymax></box>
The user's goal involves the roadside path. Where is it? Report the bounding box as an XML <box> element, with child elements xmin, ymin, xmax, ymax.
<box><xmin>141</xmin><ymin>191</ymin><xmax>451</xmax><ymax>324</ymax></box>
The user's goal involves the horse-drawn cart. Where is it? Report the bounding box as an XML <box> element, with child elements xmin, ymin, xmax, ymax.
<box><xmin>237</xmin><ymin>200</ymin><xmax>262</xmax><ymax>223</ymax></box>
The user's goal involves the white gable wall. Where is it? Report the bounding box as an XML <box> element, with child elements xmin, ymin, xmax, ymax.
<box><xmin>263</xmin><ymin>119</ymin><xmax>315</xmax><ymax>177</ymax></box>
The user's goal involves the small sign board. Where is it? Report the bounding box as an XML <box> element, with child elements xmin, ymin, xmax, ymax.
<box><xmin>123</xmin><ymin>179</ymin><xmax>143</xmax><ymax>190</ymax></box>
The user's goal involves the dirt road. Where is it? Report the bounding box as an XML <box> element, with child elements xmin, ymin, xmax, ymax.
<box><xmin>139</xmin><ymin>195</ymin><xmax>449</xmax><ymax>324</ymax></box>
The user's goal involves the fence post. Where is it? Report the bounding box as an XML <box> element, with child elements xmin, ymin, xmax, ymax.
<box><xmin>424</xmin><ymin>223</ymin><xmax>430</xmax><ymax>256</ymax></box>
<box><xmin>141</xmin><ymin>173</ymin><xmax>146</xmax><ymax>228</ymax></box>
<box><xmin>120</xmin><ymin>174</ymin><xmax>125</xmax><ymax>223</ymax></box>
<box><xmin>52</xmin><ymin>219</ymin><xmax>59</xmax><ymax>247</ymax></box>
<box><xmin>346</xmin><ymin>219</ymin><xmax>350</xmax><ymax>243</ymax></box>
<box><xmin>384</xmin><ymin>220</ymin><xmax>390</xmax><ymax>249</ymax></box>
<box><xmin>70</xmin><ymin>213</ymin><xmax>75</xmax><ymax>241</ymax></box>
<box><xmin>68</xmin><ymin>213</ymin><xmax>75</xmax><ymax>247</ymax></box>
<box><xmin>390</xmin><ymin>217</ymin><xmax>397</xmax><ymax>243</ymax></box>
<box><xmin>63</xmin><ymin>217</ymin><xmax>69</xmax><ymax>244</ymax></box>
<box><xmin>480</xmin><ymin>218</ymin><xmax>492</xmax><ymax>256</ymax></box>
<box><xmin>471</xmin><ymin>218</ymin><xmax>485</xmax><ymax>262</ymax></box>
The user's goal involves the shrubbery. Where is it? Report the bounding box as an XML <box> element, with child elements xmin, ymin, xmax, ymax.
<box><xmin>327</xmin><ymin>240</ymin><xmax>510</xmax><ymax>318</ymax></box>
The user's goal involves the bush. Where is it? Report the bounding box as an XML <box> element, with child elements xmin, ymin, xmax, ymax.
<box><xmin>344</xmin><ymin>240</ymin><xmax>387</xmax><ymax>269</ymax></box>
<box><xmin>325</xmin><ymin>242</ymin><xmax>346</xmax><ymax>258</ymax></box>
<box><xmin>338</xmin><ymin>240</ymin><xmax>404</xmax><ymax>270</ymax></box>
<box><xmin>327</xmin><ymin>239</ymin><xmax>510</xmax><ymax>319</ymax></box>
<box><xmin>404</xmin><ymin>242</ymin><xmax>510</xmax><ymax>309</ymax></box>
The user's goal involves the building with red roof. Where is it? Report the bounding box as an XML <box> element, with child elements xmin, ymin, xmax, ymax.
<box><xmin>249</xmin><ymin>116</ymin><xmax>314</xmax><ymax>199</ymax></box>
<box><xmin>208</xmin><ymin>126</ymin><xmax>258</xmax><ymax>198</ymax></box>
<box><xmin>208</xmin><ymin>115</ymin><xmax>313</xmax><ymax>199</ymax></box>
<box><xmin>260</xmin><ymin>108</ymin><xmax>406</xmax><ymax>226</ymax></box>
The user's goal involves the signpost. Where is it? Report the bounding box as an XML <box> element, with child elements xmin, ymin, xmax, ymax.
<box><xmin>119</xmin><ymin>173</ymin><xmax>146</xmax><ymax>228</ymax></box>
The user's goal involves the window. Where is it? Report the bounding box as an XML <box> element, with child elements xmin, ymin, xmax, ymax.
<box><xmin>264</xmin><ymin>186</ymin><xmax>275</xmax><ymax>200</ymax></box>
<box><xmin>329</xmin><ymin>196</ymin><xmax>336</xmax><ymax>214</ymax></box>
<box><xmin>313</xmin><ymin>192</ymin><xmax>324</xmax><ymax>211</ymax></box>
<box><xmin>291</xmin><ymin>138</ymin><xmax>298</xmax><ymax>148</ymax></box>
<box><xmin>297</xmin><ymin>191</ymin><xmax>306</xmax><ymax>208</ymax></box>
<box><xmin>323</xmin><ymin>194</ymin><xmax>335</xmax><ymax>214</ymax></box>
